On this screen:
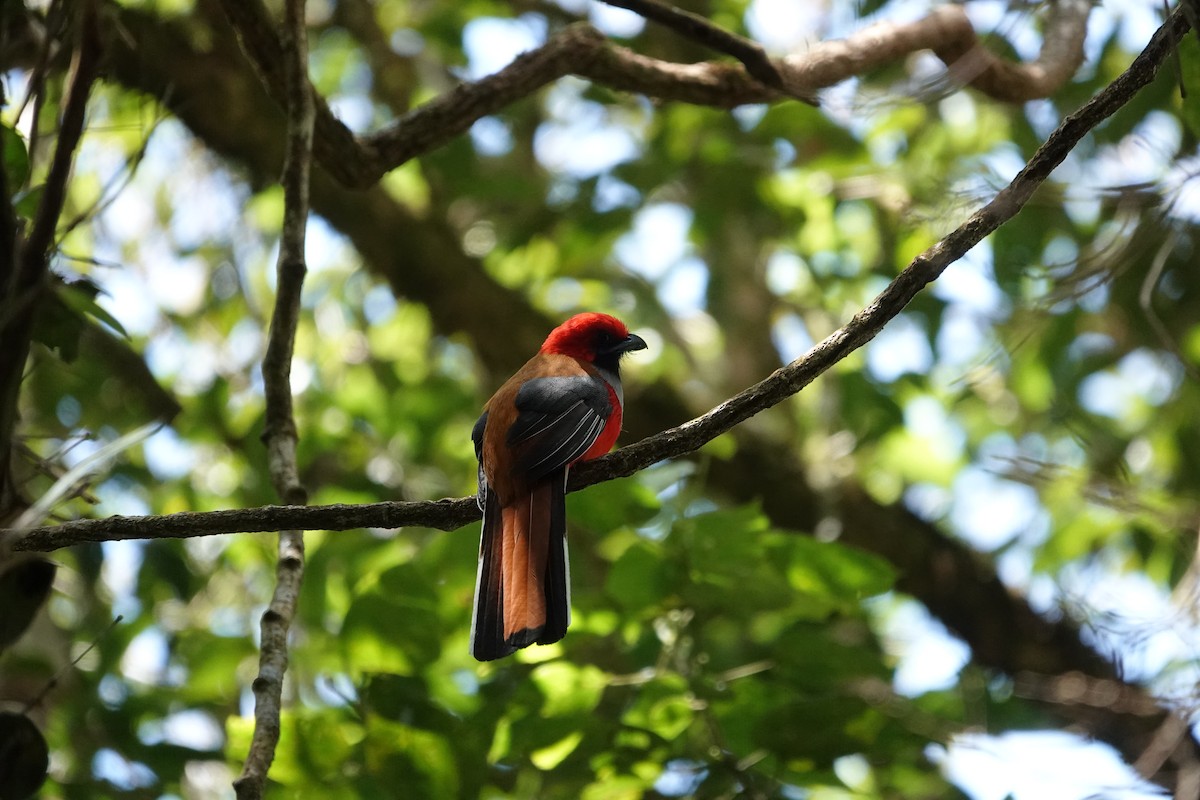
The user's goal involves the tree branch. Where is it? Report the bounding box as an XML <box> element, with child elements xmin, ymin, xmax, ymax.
<box><xmin>10</xmin><ymin>4</ymin><xmax>1190</xmax><ymax>553</ymax></box>
<box><xmin>0</xmin><ymin>0</ymin><xmax>101</xmax><ymax>518</ymax></box>
<box><xmin>778</xmin><ymin>0</ymin><xmax>1092</xmax><ymax>101</ymax></box>
<box><xmin>229</xmin><ymin>0</ymin><xmax>314</xmax><ymax>795</ymax></box>
<box><xmin>597</xmin><ymin>0</ymin><xmax>790</xmax><ymax>93</ymax></box>
<box><xmin>194</xmin><ymin>1</ymin><xmax>1094</xmax><ymax>190</ymax></box>
<box><xmin>17</xmin><ymin>3</ymin><xmax>1194</xmax><ymax>789</ymax></box>
<box><xmin>10</xmin><ymin>498</ymin><xmax>478</xmax><ymax>548</ymax></box>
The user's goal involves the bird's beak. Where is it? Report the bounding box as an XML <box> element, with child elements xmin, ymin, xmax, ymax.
<box><xmin>618</xmin><ymin>333</ymin><xmax>648</xmax><ymax>354</ymax></box>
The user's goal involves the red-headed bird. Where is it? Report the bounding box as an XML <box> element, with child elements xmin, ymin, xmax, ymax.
<box><xmin>470</xmin><ymin>313</ymin><xmax>647</xmax><ymax>661</ymax></box>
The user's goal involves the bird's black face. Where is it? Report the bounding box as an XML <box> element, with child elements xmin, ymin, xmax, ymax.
<box><xmin>594</xmin><ymin>329</ymin><xmax>647</xmax><ymax>356</ymax></box>
<box><xmin>593</xmin><ymin>330</ymin><xmax>647</xmax><ymax>372</ymax></box>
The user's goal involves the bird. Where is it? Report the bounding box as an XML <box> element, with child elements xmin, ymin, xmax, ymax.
<box><xmin>469</xmin><ymin>312</ymin><xmax>647</xmax><ymax>661</ymax></box>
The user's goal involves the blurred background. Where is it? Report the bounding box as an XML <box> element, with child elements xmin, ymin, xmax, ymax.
<box><xmin>3</xmin><ymin>0</ymin><xmax>1200</xmax><ymax>797</ymax></box>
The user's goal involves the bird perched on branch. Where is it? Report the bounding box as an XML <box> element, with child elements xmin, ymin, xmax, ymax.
<box><xmin>470</xmin><ymin>313</ymin><xmax>647</xmax><ymax>661</ymax></box>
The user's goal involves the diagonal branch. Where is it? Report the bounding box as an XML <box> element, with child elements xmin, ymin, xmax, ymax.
<box><xmin>584</xmin><ymin>12</ymin><xmax>1137</xmax><ymax>486</ymax></box>
<box><xmin>229</xmin><ymin>0</ymin><xmax>314</xmax><ymax>796</ymax></box>
<box><xmin>10</xmin><ymin>4</ymin><xmax>1190</xmax><ymax>553</ymax></box>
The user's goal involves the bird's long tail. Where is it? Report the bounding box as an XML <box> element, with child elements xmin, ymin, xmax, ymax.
<box><xmin>469</xmin><ymin>473</ymin><xmax>569</xmax><ymax>661</ymax></box>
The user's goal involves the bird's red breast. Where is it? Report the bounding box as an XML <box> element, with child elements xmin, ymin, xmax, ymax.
<box><xmin>469</xmin><ymin>313</ymin><xmax>647</xmax><ymax>661</ymax></box>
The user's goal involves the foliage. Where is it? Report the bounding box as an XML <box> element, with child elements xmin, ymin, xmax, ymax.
<box><xmin>0</xmin><ymin>1</ymin><xmax>1196</xmax><ymax>798</ymax></box>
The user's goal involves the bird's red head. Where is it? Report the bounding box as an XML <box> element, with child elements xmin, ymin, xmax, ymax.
<box><xmin>540</xmin><ymin>313</ymin><xmax>647</xmax><ymax>363</ymax></box>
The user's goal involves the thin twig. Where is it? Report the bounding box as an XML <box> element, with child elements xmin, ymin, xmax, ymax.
<box><xmin>57</xmin><ymin>109</ymin><xmax>168</xmax><ymax>241</ymax></box>
<box><xmin>8</xmin><ymin>7</ymin><xmax>1192</xmax><ymax>554</ymax></box>
<box><xmin>21</xmin><ymin>9</ymin><xmax>100</xmax><ymax>271</ymax></box>
<box><xmin>540</xmin><ymin>4</ymin><xmax>1187</xmax><ymax>479</ymax></box>
<box><xmin>0</xmin><ymin>0</ymin><xmax>101</xmax><ymax>519</ymax></box>
<box><xmin>230</xmin><ymin>0</ymin><xmax>314</xmax><ymax>796</ymax></box>
<box><xmin>1138</xmin><ymin>226</ymin><xmax>1200</xmax><ymax>384</ymax></box>
<box><xmin>597</xmin><ymin>0</ymin><xmax>787</xmax><ymax>91</ymax></box>
<box><xmin>15</xmin><ymin>0</ymin><xmax>68</xmax><ymax>188</ymax></box>
<box><xmin>0</xmin><ymin>101</ymin><xmax>16</xmax><ymax>335</ymax></box>
<box><xmin>23</xmin><ymin>614</ymin><xmax>123</xmax><ymax>712</ymax></box>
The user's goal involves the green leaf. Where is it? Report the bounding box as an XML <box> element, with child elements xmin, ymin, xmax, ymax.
<box><xmin>363</xmin><ymin>717</ymin><xmax>458</xmax><ymax>798</ymax></box>
<box><xmin>362</xmin><ymin>674</ymin><xmax>459</xmax><ymax>734</ymax></box>
<box><xmin>1178</xmin><ymin>35</ymin><xmax>1200</xmax><ymax>140</ymax></box>
<box><xmin>0</xmin><ymin>124</ymin><xmax>30</xmax><ymax>192</ymax></box>
<box><xmin>530</xmin><ymin>731</ymin><xmax>584</xmax><ymax>770</ymax></box>
<box><xmin>604</xmin><ymin>540</ymin><xmax>668</xmax><ymax>614</ymax></box>
<box><xmin>784</xmin><ymin>537</ymin><xmax>895</xmax><ymax>613</ymax></box>
<box><xmin>297</xmin><ymin>713</ymin><xmax>361</xmax><ymax>781</ymax></box>
<box><xmin>0</xmin><ymin>560</ymin><xmax>55</xmax><ymax>652</ymax></box>
<box><xmin>621</xmin><ymin>674</ymin><xmax>694</xmax><ymax>741</ymax></box>
<box><xmin>675</xmin><ymin>506</ymin><xmax>792</xmax><ymax>613</ymax></box>
<box><xmin>0</xmin><ymin>712</ymin><xmax>48</xmax><ymax>800</ymax></box>
<box><xmin>569</xmin><ymin>476</ymin><xmax>659</xmax><ymax>534</ymax></box>
<box><xmin>581</xmin><ymin>775</ymin><xmax>651</xmax><ymax>800</ymax></box>
<box><xmin>30</xmin><ymin>293</ymin><xmax>86</xmax><ymax>361</ymax></box>
<box><xmin>58</xmin><ymin>281</ymin><xmax>129</xmax><ymax>339</ymax></box>
<box><xmin>174</xmin><ymin>631</ymin><xmax>256</xmax><ymax>704</ymax></box>
<box><xmin>754</xmin><ymin>694</ymin><xmax>874</xmax><ymax>765</ymax></box>
<box><xmin>13</xmin><ymin>184</ymin><xmax>41</xmax><ymax>219</ymax></box>
<box><xmin>341</xmin><ymin>564</ymin><xmax>441</xmax><ymax>674</ymax></box>
<box><xmin>530</xmin><ymin>662</ymin><xmax>608</xmax><ymax>717</ymax></box>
